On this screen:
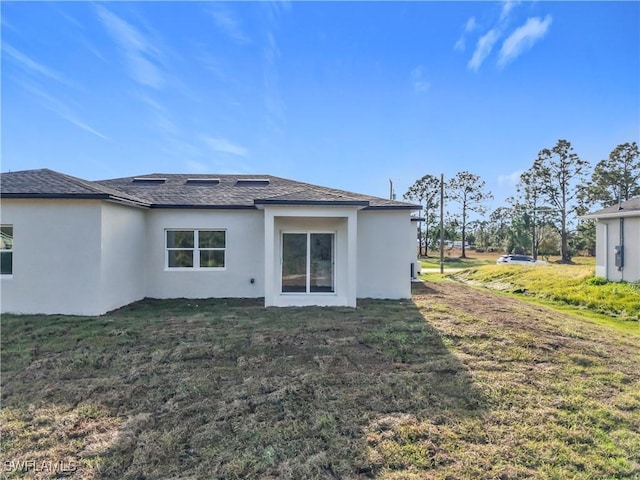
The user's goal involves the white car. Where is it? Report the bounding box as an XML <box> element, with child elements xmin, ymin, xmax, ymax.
<box><xmin>496</xmin><ymin>254</ymin><xmax>548</xmax><ymax>265</ymax></box>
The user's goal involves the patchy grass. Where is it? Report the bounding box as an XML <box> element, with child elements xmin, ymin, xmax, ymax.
<box><xmin>420</xmin><ymin>250</ymin><xmax>596</xmax><ymax>270</ymax></box>
<box><xmin>448</xmin><ymin>264</ymin><xmax>640</xmax><ymax>324</ymax></box>
<box><xmin>1</xmin><ymin>289</ymin><xmax>639</xmax><ymax>479</ymax></box>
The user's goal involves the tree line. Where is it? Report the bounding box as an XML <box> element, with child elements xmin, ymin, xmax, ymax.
<box><xmin>404</xmin><ymin>140</ymin><xmax>640</xmax><ymax>263</ymax></box>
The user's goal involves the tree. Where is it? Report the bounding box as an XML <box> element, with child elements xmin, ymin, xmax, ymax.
<box><xmin>468</xmin><ymin>220</ymin><xmax>489</xmax><ymax>251</ymax></box>
<box><xmin>586</xmin><ymin>142</ymin><xmax>640</xmax><ymax>207</ymax></box>
<box><xmin>446</xmin><ymin>171</ymin><xmax>493</xmax><ymax>258</ymax></box>
<box><xmin>404</xmin><ymin>174</ymin><xmax>441</xmax><ymax>256</ymax></box>
<box><xmin>533</xmin><ymin>139</ymin><xmax>590</xmax><ymax>263</ymax></box>
<box><xmin>512</xmin><ymin>170</ymin><xmax>555</xmax><ymax>260</ymax></box>
<box><xmin>488</xmin><ymin>206</ymin><xmax>514</xmax><ymax>251</ymax></box>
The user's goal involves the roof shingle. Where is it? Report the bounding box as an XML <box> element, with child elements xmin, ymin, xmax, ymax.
<box><xmin>1</xmin><ymin>169</ymin><xmax>419</xmax><ymax>210</ymax></box>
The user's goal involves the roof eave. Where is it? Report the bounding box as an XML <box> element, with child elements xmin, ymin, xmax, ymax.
<box><xmin>363</xmin><ymin>205</ymin><xmax>421</xmax><ymax>211</ymax></box>
<box><xmin>581</xmin><ymin>210</ymin><xmax>640</xmax><ymax>220</ymax></box>
<box><xmin>1</xmin><ymin>192</ymin><xmax>150</xmax><ymax>208</ymax></box>
<box><xmin>254</xmin><ymin>199</ymin><xmax>370</xmax><ymax>208</ymax></box>
<box><xmin>150</xmin><ymin>204</ymin><xmax>257</xmax><ymax>210</ymax></box>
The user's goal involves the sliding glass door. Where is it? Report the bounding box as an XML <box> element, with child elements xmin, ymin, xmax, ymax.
<box><xmin>282</xmin><ymin>232</ymin><xmax>335</xmax><ymax>293</ymax></box>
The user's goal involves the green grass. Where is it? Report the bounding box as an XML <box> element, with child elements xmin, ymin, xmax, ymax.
<box><xmin>1</xmin><ymin>292</ymin><xmax>639</xmax><ymax>479</ymax></box>
<box><xmin>446</xmin><ymin>264</ymin><xmax>640</xmax><ymax>325</ymax></box>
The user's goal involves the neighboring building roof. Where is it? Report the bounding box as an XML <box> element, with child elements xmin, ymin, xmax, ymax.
<box><xmin>0</xmin><ymin>169</ymin><xmax>150</xmax><ymax>207</ymax></box>
<box><xmin>0</xmin><ymin>169</ymin><xmax>419</xmax><ymax>211</ymax></box>
<box><xmin>582</xmin><ymin>197</ymin><xmax>640</xmax><ymax>220</ymax></box>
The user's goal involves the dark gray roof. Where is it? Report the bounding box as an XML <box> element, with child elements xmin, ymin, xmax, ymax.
<box><xmin>582</xmin><ymin>197</ymin><xmax>640</xmax><ymax>219</ymax></box>
<box><xmin>0</xmin><ymin>169</ymin><xmax>149</xmax><ymax>206</ymax></box>
<box><xmin>1</xmin><ymin>169</ymin><xmax>418</xmax><ymax>210</ymax></box>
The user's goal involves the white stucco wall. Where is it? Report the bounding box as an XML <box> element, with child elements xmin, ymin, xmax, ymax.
<box><xmin>357</xmin><ymin>210</ymin><xmax>412</xmax><ymax>299</ymax></box>
<box><xmin>269</xmin><ymin>214</ymin><xmax>351</xmax><ymax>307</ymax></box>
<box><xmin>99</xmin><ymin>201</ymin><xmax>147</xmax><ymax>313</ymax></box>
<box><xmin>145</xmin><ymin>209</ymin><xmax>264</xmax><ymax>299</ymax></box>
<box><xmin>596</xmin><ymin>217</ymin><xmax>640</xmax><ymax>282</ymax></box>
<box><xmin>594</xmin><ymin>222</ymin><xmax>608</xmax><ymax>279</ymax></box>
<box><xmin>0</xmin><ymin>198</ymin><xmax>416</xmax><ymax>314</ymax></box>
<box><xmin>0</xmin><ymin>199</ymin><xmax>104</xmax><ymax>315</ymax></box>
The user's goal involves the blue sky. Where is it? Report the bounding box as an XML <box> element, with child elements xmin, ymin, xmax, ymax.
<box><xmin>2</xmin><ymin>1</ymin><xmax>639</xmax><ymax>211</ymax></box>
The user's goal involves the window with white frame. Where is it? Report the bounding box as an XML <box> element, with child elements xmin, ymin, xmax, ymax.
<box><xmin>166</xmin><ymin>229</ymin><xmax>225</xmax><ymax>269</ymax></box>
<box><xmin>1</xmin><ymin>225</ymin><xmax>13</xmax><ymax>276</ymax></box>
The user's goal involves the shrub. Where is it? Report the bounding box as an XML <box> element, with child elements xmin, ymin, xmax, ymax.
<box><xmin>587</xmin><ymin>276</ymin><xmax>609</xmax><ymax>286</ymax></box>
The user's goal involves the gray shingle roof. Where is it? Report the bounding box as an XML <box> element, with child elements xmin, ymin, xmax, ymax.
<box><xmin>1</xmin><ymin>169</ymin><xmax>419</xmax><ymax>210</ymax></box>
<box><xmin>582</xmin><ymin>197</ymin><xmax>640</xmax><ymax>219</ymax></box>
<box><xmin>0</xmin><ymin>169</ymin><xmax>149</xmax><ymax>206</ymax></box>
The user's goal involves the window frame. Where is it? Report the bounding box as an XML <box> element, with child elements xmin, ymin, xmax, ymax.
<box><xmin>165</xmin><ymin>229</ymin><xmax>226</xmax><ymax>271</ymax></box>
<box><xmin>0</xmin><ymin>224</ymin><xmax>13</xmax><ymax>277</ymax></box>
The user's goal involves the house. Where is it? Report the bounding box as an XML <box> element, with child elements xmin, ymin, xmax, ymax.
<box><xmin>0</xmin><ymin>169</ymin><xmax>420</xmax><ymax>315</ymax></box>
<box><xmin>582</xmin><ymin>197</ymin><xmax>640</xmax><ymax>282</ymax></box>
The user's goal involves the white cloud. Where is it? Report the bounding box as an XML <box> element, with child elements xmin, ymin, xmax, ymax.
<box><xmin>498</xmin><ymin>15</ymin><xmax>553</xmax><ymax>68</ymax></box>
<box><xmin>498</xmin><ymin>170</ymin><xmax>523</xmax><ymax>186</ymax></box>
<box><xmin>202</xmin><ymin>136</ymin><xmax>248</xmax><ymax>157</ymax></box>
<box><xmin>21</xmin><ymin>83</ymin><xmax>108</xmax><ymax>140</ymax></box>
<box><xmin>209</xmin><ymin>4</ymin><xmax>250</xmax><ymax>45</ymax></box>
<box><xmin>185</xmin><ymin>160</ymin><xmax>210</xmax><ymax>173</ymax></box>
<box><xmin>2</xmin><ymin>44</ymin><xmax>76</xmax><ymax>88</ymax></box>
<box><xmin>454</xmin><ymin>16</ymin><xmax>478</xmax><ymax>52</ymax></box>
<box><xmin>500</xmin><ymin>0</ymin><xmax>518</xmax><ymax>21</ymax></box>
<box><xmin>95</xmin><ymin>5</ymin><xmax>164</xmax><ymax>89</ymax></box>
<box><xmin>410</xmin><ymin>66</ymin><xmax>430</xmax><ymax>94</ymax></box>
<box><xmin>465</xmin><ymin>16</ymin><xmax>478</xmax><ymax>32</ymax></box>
<box><xmin>263</xmin><ymin>31</ymin><xmax>286</xmax><ymax>134</ymax></box>
<box><xmin>468</xmin><ymin>29</ymin><xmax>500</xmax><ymax>71</ymax></box>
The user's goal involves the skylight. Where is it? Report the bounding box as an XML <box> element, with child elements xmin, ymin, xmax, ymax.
<box><xmin>235</xmin><ymin>178</ymin><xmax>270</xmax><ymax>186</ymax></box>
<box><xmin>133</xmin><ymin>177</ymin><xmax>166</xmax><ymax>183</ymax></box>
<box><xmin>185</xmin><ymin>178</ymin><xmax>220</xmax><ymax>185</ymax></box>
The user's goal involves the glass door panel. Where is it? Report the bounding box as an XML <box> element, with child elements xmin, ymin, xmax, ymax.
<box><xmin>310</xmin><ymin>233</ymin><xmax>334</xmax><ymax>292</ymax></box>
<box><xmin>282</xmin><ymin>233</ymin><xmax>307</xmax><ymax>292</ymax></box>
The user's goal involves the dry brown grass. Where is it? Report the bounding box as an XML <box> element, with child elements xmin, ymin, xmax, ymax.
<box><xmin>1</xmin><ymin>286</ymin><xmax>638</xmax><ymax>479</ymax></box>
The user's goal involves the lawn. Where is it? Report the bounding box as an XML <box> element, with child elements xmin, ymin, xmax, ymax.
<box><xmin>447</xmin><ymin>264</ymin><xmax>640</xmax><ymax>324</ymax></box>
<box><xmin>1</xmin><ymin>285</ymin><xmax>639</xmax><ymax>479</ymax></box>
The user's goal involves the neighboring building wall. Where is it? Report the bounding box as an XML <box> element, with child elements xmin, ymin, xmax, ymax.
<box><xmin>594</xmin><ymin>221</ymin><xmax>607</xmax><ymax>279</ymax></box>
<box><xmin>0</xmin><ymin>199</ymin><xmax>104</xmax><ymax>315</ymax></box>
<box><xmin>357</xmin><ymin>210</ymin><xmax>412</xmax><ymax>299</ymax></box>
<box><xmin>145</xmin><ymin>209</ymin><xmax>265</xmax><ymax>299</ymax></box>
<box><xmin>99</xmin><ymin>201</ymin><xmax>147</xmax><ymax>313</ymax></box>
<box><xmin>597</xmin><ymin>217</ymin><xmax>640</xmax><ymax>282</ymax></box>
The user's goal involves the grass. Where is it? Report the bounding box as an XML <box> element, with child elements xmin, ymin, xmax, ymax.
<box><xmin>1</xmin><ymin>290</ymin><xmax>639</xmax><ymax>479</ymax></box>
<box><xmin>446</xmin><ymin>263</ymin><xmax>640</xmax><ymax>325</ymax></box>
<box><xmin>419</xmin><ymin>249</ymin><xmax>597</xmax><ymax>269</ymax></box>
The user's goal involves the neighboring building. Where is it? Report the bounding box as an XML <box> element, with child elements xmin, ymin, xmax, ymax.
<box><xmin>582</xmin><ymin>197</ymin><xmax>640</xmax><ymax>282</ymax></box>
<box><xmin>0</xmin><ymin>169</ymin><xmax>420</xmax><ymax>315</ymax></box>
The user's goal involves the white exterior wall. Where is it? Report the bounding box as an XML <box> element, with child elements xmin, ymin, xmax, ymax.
<box><xmin>263</xmin><ymin>206</ymin><xmax>357</xmax><ymax>307</ymax></box>
<box><xmin>99</xmin><ymin>202</ymin><xmax>147</xmax><ymax>313</ymax></box>
<box><xmin>357</xmin><ymin>210</ymin><xmax>412</xmax><ymax>299</ymax></box>
<box><xmin>145</xmin><ymin>209</ymin><xmax>264</xmax><ymax>299</ymax></box>
<box><xmin>594</xmin><ymin>222</ymin><xmax>608</xmax><ymax>279</ymax></box>
<box><xmin>0</xmin><ymin>199</ymin><xmax>104</xmax><ymax>315</ymax></box>
<box><xmin>1</xmin><ymin>198</ymin><xmax>416</xmax><ymax>314</ymax></box>
<box><xmin>596</xmin><ymin>217</ymin><xmax>640</xmax><ymax>282</ymax></box>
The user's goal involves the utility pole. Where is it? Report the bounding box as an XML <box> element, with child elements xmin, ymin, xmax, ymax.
<box><xmin>439</xmin><ymin>173</ymin><xmax>445</xmax><ymax>274</ymax></box>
